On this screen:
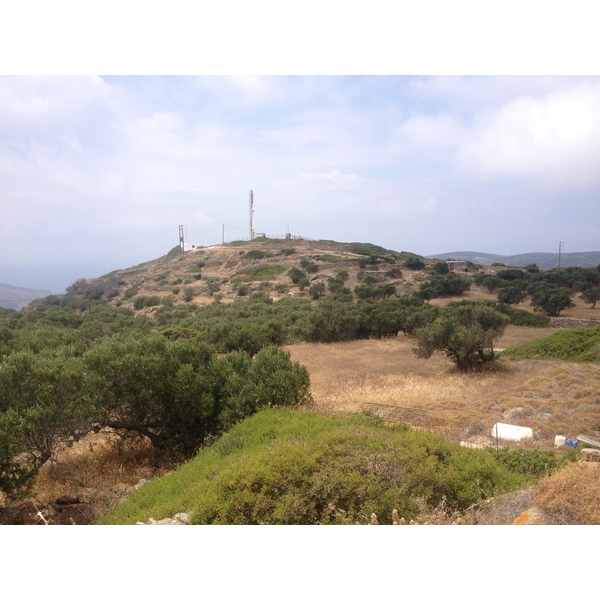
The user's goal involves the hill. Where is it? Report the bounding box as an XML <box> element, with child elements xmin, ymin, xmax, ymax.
<box><xmin>47</xmin><ymin>238</ymin><xmax>430</xmax><ymax>311</ymax></box>
<box><xmin>4</xmin><ymin>236</ymin><xmax>600</xmax><ymax>526</ymax></box>
<box><xmin>427</xmin><ymin>250</ymin><xmax>600</xmax><ymax>270</ymax></box>
<box><xmin>0</xmin><ymin>282</ymin><xmax>50</xmax><ymax>310</ymax></box>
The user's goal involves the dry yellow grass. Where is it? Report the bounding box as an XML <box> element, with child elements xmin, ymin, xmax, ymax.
<box><xmin>534</xmin><ymin>462</ymin><xmax>600</xmax><ymax>524</ymax></box>
<box><xmin>287</xmin><ymin>326</ymin><xmax>600</xmax><ymax>443</ymax></box>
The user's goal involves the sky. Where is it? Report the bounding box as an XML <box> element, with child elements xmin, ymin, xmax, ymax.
<box><xmin>1</xmin><ymin>6</ymin><xmax>600</xmax><ymax>295</ymax></box>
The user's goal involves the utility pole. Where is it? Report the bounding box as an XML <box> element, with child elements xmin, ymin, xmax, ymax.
<box><xmin>249</xmin><ymin>190</ymin><xmax>254</xmax><ymax>240</ymax></box>
<box><xmin>179</xmin><ymin>225</ymin><xmax>185</xmax><ymax>258</ymax></box>
<box><xmin>222</xmin><ymin>224</ymin><xmax>225</xmax><ymax>245</ymax></box>
<box><xmin>558</xmin><ymin>241</ymin><xmax>564</xmax><ymax>267</ymax></box>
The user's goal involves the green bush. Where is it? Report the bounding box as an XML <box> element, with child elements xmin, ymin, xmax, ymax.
<box><xmin>405</xmin><ymin>256</ymin><xmax>426</xmax><ymax>270</ymax></box>
<box><xmin>502</xmin><ymin>326</ymin><xmax>600</xmax><ymax>362</ymax></box>
<box><xmin>235</xmin><ymin>264</ymin><xmax>286</xmax><ymax>282</ymax></box>
<box><xmin>487</xmin><ymin>448</ymin><xmax>577</xmax><ymax>480</ymax></box>
<box><xmin>133</xmin><ymin>295</ymin><xmax>161</xmax><ymax>310</ymax></box>
<box><xmin>309</xmin><ymin>282</ymin><xmax>326</xmax><ymax>299</ymax></box>
<box><xmin>123</xmin><ymin>287</ymin><xmax>138</xmax><ymax>300</ymax></box>
<box><xmin>300</xmin><ymin>259</ymin><xmax>319</xmax><ymax>273</ymax></box>
<box><xmin>99</xmin><ymin>408</ymin><xmax>527</xmax><ymax>525</ymax></box>
<box><xmin>242</xmin><ymin>250</ymin><xmax>268</xmax><ymax>260</ymax></box>
<box><xmin>183</xmin><ymin>288</ymin><xmax>196</xmax><ymax>302</ymax></box>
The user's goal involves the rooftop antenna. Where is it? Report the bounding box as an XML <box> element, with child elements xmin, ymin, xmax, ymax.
<box><xmin>249</xmin><ymin>190</ymin><xmax>255</xmax><ymax>240</ymax></box>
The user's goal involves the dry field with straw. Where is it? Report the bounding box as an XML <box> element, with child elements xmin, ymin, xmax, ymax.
<box><xmin>287</xmin><ymin>323</ymin><xmax>600</xmax><ymax>444</ymax></box>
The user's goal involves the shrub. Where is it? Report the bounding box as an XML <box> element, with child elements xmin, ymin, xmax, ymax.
<box><xmin>405</xmin><ymin>256</ymin><xmax>426</xmax><ymax>270</ymax></box>
<box><xmin>123</xmin><ymin>287</ymin><xmax>138</xmax><ymax>300</ymax></box>
<box><xmin>300</xmin><ymin>259</ymin><xmax>319</xmax><ymax>273</ymax></box>
<box><xmin>309</xmin><ymin>282</ymin><xmax>326</xmax><ymax>300</ymax></box>
<box><xmin>288</xmin><ymin>267</ymin><xmax>307</xmax><ymax>285</ymax></box>
<box><xmin>183</xmin><ymin>288</ymin><xmax>196</xmax><ymax>302</ymax></box>
<box><xmin>99</xmin><ymin>409</ymin><xmax>527</xmax><ymax>525</ymax></box>
<box><xmin>133</xmin><ymin>296</ymin><xmax>161</xmax><ymax>310</ymax></box>
<box><xmin>236</xmin><ymin>265</ymin><xmax>286</xmax><ymax>282</ymax></box>
<box><xmin>242</xmin><ymin>250</ymin><xmax>268</xmax><ymax>260</ymax></box>
<box><xmin>418</xmin><ymin>274</ymin><xmax>471</xmax><ymax>299</ymax></box>
<box><xmin>502</xmin><ymin>326</ymin><xmax>600</xmax><ymax>362</ymax></box>
<box><xmin>386</xmin><ymin>267</ymin><xmax>402</xmax><ymax>278</ymax></box>
<box><xmin>497</xmin><ymin>280</ymin><xmax>528</xmax><ymax>305</ymax></box>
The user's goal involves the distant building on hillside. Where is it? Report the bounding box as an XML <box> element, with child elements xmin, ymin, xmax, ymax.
<box><xmin>446</xmin><ymin>260</ymin><xmax>468</xmax><ymax>272</ymax></box>
<box><xmin>184</xmin><ymin>242</ymin><xmax>197</xmax><ymax>252</ymax></box>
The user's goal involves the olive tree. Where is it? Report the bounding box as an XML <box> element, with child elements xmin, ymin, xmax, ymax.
<box><xmin>413</xmin><ymin>303</ymin><xmax>509</xmax><ymax>371</ymax></box>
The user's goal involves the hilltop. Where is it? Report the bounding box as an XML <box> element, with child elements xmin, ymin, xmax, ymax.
<box><xmin>54</xmin><ymin>238</ymin><xmax>434</xmax><ymax>311</ymax></box>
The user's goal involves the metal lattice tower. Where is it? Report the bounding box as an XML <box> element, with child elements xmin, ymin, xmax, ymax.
<box><xmin>179</xmin><ymin>225</ymin><xmax>185</xmax><ymax>257</ymax></box>
<box><xmin>249</xmin><ymin>190</ymin><xmax>254</xmax><ymax>240</ymax></box>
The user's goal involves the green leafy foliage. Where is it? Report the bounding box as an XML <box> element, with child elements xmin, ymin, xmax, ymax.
<box><xmin>309</xmin><ymin>282</ymin><xmax>326</xmax><ymax>299</ymax></box>
<box><xmin>413</xmin><ymin>303</ymin><xmax>509</xmax><ymax>371</ymax></box>
<box><xmin>502</xmin><ymin>326</ymin><xmax>600</xmax><ymax>362</ymax></box>
<box><xmin>487</xmin><ymin>448</ymin><xmax>577</xmax><ymax>480</ymax></box>
<box><xmin>579</xmin><ymin>286</ymin><xmax>600</xmax><ymax>309</ymax></box>
<box><xmin>234</xmin><ymin>264</ymin><xmax>286</xmax><ymax>282</ymax></box>
<box><xmin>528</xmin><ymin>283</ymin><xmax>574</xmax><ymax>316</ymax></box>
<box><xmin>287</xmin><ymin>267</ymin><xmax>307</xmax><ymax>285</ymax></box>
<box><xmin>99</xmin><ymin>408</ymin><xmax>528</xmax><ymax>525</ymax></box>
<box><xmin>404</xmin><ymin>256</ymin><xmax>426</xmax><ymax>270</ymax></box>
<box><xmin>241</xmin><ymin>249</ymin><xmax>270</xmax><ymax>260</ymax></box>
<box><xmin>300</xmin><ymin>259</ymin><xmax>319</xmax><ymax>273</ymax></box>
<box><xmin>418</xmin><ymin>273</ymin><xmax>471</xmax><ymax>299</ymax></box>
<box><xmin>354</xmin><ymin>283</ymin><xmax>397</xmax><ymax>300</ymax></box>
<box><xmin>133</xmin><ymin>295</ymin><xmax>161</xmax><ymax>310</ymax></box>
<box><xmin>497</xmin><ymin>280</ymin><xmax>528</xmax><ymax>305</ymax></box>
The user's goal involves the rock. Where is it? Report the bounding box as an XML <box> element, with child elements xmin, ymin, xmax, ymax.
<box><xmin>137</xmin><ymin>512</ymin><xmax>191</xmax><ymax>525</ymax></box>
<box><xmin>503</xmin><ymin>407</ymin><xmax>531</xmax><ymax>420</ymax></box>
<box><xmin>513</xmin><ymin>506</ymin><xmax>546</xmax><ymax>525</ymax></box>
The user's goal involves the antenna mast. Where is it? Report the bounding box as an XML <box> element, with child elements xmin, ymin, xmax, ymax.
<box><xmin>249</xmin><ymin>190</ymin><xmax>255</xmax><ymax>240</ymax></box>
<box><xmin>558</xmin><ymin>241</ymin><xmax>564</xmax><ymax>267</ymax></box>
<box><xmin>179</xmin><ymin>225</ymin><xmax>185</xmax><ymax>258</ymax></box>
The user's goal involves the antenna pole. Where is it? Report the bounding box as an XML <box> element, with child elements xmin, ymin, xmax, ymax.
<box><xmin>179</xmin><ymin>225</ymin><xmax>185</xmax><ymax>258</ymax></box>
<box><xmin>249</xmin><ymin>190</ymin><xmax>254</xmax><ymax>240</ymax></box>
<box><xmin>558</xmin><ymin>241</ymin><xmax>563</xmax><ymax>267</ymax></box>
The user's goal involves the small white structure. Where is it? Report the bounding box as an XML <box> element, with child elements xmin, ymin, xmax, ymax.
<box><xmin>491</xmin><ymin>422</ymin><xmax>533</xmax><ymax>442</ymax></box>
<box><xmin>184</xmin><ymin>243</ymin><xmax>197</xmax><ymax>252</ymax></box>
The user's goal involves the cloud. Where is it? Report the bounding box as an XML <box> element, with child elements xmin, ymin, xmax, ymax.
<box><xmin>456</xmin><ymin>80</ymin><xmax>600</xmax><ymax>188</ymax></box>
<box><xmin>1</xmin><ymin>75</ymin><xmax>599</xmax><ymax>291</ymax></box>
<box><xmin>300</xmin><ymin>169</ymin><xmax>364</xmax><ymax>184</ymax></box>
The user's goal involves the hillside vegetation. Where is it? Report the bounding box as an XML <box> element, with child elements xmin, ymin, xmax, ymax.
<box><xmin>502</xmin><ymin>326</ymin><xmax>600</xmax><ymax>362</ymax></box>
<box><xmin>2</xmin><ymin>237</ymin><xmax>600</xmax><ymax>524</ymax></box>
<box><xmin>99</xmin><ymin>408</ymin><xmax>574</xmax><ymax>525</ymax></box>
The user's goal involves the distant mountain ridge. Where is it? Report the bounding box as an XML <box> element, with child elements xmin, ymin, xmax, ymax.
<box><xmin>0</xmin><ymin>283</ymin><xmax>50</xmax><ymax>310</ymax></box>
<box><xmin>426</xmin><ymin>251</ymin><xmax>600</xmax><ymax>270</ymax></box>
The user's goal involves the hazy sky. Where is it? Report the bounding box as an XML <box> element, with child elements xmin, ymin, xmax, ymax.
<box><xmin>1</xmin><ymin>10</ymin><xmax>599</xmax><ymax>293</ymax></box>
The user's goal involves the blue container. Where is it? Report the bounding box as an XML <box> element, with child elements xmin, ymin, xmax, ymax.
<box><xmin>566</xmin><ymin>439</ymin><xmax>579</xmax><ymax>447</ymax></box>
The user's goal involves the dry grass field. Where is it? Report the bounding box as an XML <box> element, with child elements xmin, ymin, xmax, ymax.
<box><xmin>287</xmin><ymin>324</ymin><xmax>600</xmax><ymax>444</ymax></box>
